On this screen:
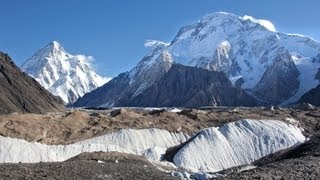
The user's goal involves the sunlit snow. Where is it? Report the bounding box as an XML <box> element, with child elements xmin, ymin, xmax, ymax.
<box><xmin>242</xmin><ymin>15</ymin><xmax>276</xmax><ymax>32</ymax></box>
<box><xmin>21</xmin><ymin>41</ymin><xmax>111</xmax><ymax>103</ymax></box>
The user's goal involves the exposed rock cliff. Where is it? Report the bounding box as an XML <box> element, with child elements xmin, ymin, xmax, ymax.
<box><xmin>0</xmin><ymin>52</ymin><xmax>65</xmax><ymax>114</ymax></box>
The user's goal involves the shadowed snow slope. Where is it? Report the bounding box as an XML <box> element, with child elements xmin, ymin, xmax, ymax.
<box><xmin>173</xmin><ymin>119</ymin><xmax>305</xmax><ymax>172</ymax></box>
<box><xmin>0</xmin><ymin>129</ymin><xmax>188</xmax><ymax>163</ymax></box>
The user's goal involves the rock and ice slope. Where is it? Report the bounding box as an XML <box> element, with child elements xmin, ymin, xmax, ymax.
<box><xmin>0</xmin><ymin>128</ymin><xmax>188</xmax><ymax>163</ymax></box>
<box><xmin>283</xmin><ymin>56</ymin><xmax>320</xmax><ymax>105</ymax></box>
<box><xmin>21</xmin><ymin>41</ymin><xmax>110</xmax><ymax>104</ymax></box>
<box><xmin>298</xmin><ymin>84</ymin><xmax>320</xmax><ymax>106</ymax></box>
<box><xmin>74</xmin><ymin>12</ymin><xmax>320</xmax><ymax>107</ymax></box>
<box><xmin>173</xmin><ymin>119</ymin><xmax>306</xmax><ymax>172</ymax></box>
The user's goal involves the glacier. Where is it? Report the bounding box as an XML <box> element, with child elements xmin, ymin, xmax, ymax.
<box><xmin>0</xmin><ymin>128</ymin><xmax>188</xmax><ymax>163</ymax></box>
<box><xmin>173</xmin><ymin>119</ymin><xmax>305</xmax><ymax>172</ymax></box>
<box><xmin>0</xmin><ymin>119</ymin><xmax>305</xmax><ymax>174</ymax></box>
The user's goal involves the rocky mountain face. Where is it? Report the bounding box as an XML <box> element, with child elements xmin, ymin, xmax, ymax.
<box><xmin>21</xmin><ymin>41</ymin><xmax>110</xmax><ymax>104</ymax></box>
<box><xmin>253</xmin><ymin>49</ymin><xmax>300</xmax><ymax>104</ymax></box>
<box><xmin>74</xmin><ymin>12</ymin><xmax>320</xmax><ymax>107</ymax></box>
<box><xmin>73</xmin><ymin>72</ymin><xmax>131</xmax><ymax>107</ymax></box>
<box><xmin>298</xmin><ymin>85</ymin><xmax>320</xmax><ymax>106</ymax></box>
<box><xmin>75</xmin><ymin>64</ymin><xmax>257</xmax><ymax>108</ymax></box>
<box><xmin>126</xmin><ymin>64</ymin><xmax>257</xmax><ymax>107</ymax></box>
<box><xmin>73</xmin><ymin>47</ymin><xmax>173</xmax><ymax>108</ymax></box>
<box><xmin>0</xmin><ymin>52</ymin><xmax>65</xmax><ymax>114</ymax></box>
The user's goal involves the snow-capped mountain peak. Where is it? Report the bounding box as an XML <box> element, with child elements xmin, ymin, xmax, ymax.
<box><xmin>48</xmin><ymin>41</ymin><xmax>65</xmax><ymax>52</ymax></box>
<box><xmin>166</xmin><ymin>12</ymin><xmax>320</xmax><ymax>103</ymax></box>
<box><xmin>38</xmin><ymin>41</ymin><xmax>69</xmax><ymax>60</ymax></box>
<box><xmin>74</xmin><ymin>12</ymin><xmax>320</xmax><ymax>107</ymax></box>
<box><xmin>21</xmin><ymin>41</ymin><xmax>111</xmax><ymax>104</ymax></box>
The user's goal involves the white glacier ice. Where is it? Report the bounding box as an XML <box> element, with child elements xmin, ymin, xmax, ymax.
<box><xmin>0</xmin><ymin>128</ymin><xmax>188</xmax><ymax>163</ymax></box>
<box><xmin>173</xmin><ymin>119</ymin><xmax>305</xmax><ymax>172</ymax></box>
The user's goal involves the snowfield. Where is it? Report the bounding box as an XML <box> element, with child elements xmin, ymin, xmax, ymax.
<box><xmin>0</xmin><ymin>119</ymin><xmax>305</xmax><ymax>174</ymax></box>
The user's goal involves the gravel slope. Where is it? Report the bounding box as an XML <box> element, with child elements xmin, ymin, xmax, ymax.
<box><xmin>0</xmin><ymin>152</ymin><xmax>177</xmax><ymax>180</ymax></box>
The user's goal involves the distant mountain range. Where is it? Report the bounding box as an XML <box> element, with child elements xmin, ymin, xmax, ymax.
<box><xmin>21</xmin><ymin>41</ymin><xmax>110</xmax><ymax>104</ymax></box>
<box><xmin>73</xmin><ymin>12</ymin><xmax>320</xmax><ymax>107</ymax></box>
<box><xmin>75</xmin><ymin>64</ymin><xmax>257</xmax><ymax>107</ymax></box>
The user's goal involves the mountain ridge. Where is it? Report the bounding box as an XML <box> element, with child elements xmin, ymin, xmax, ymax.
<box><xmin>124</xmin><ymin>64</ymin><xmax>257</xmax><ymax>107</ymax></box>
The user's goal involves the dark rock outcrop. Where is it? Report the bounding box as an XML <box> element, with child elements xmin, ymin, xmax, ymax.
<box><xmin>110</xmin><ymin>109</ymin><xmax>122</xmax><ymax>117</ymax></box>
<box><xmin>126</xmin><ymin>64</ymin><xmax>257</xmax><ymax>107</ymax></box>
<box><xmin>312</xmin><ymin>53</ymin><xmax>320</xmax><ymax>63</ymax></box>
<box><xmin>0</xmin><ymin>52</ymin><xmax>65</xmax><ymax>114</ymax></box>
<box><xmin>298</xmin><ymin>85</ymin><xmax>320</xmax><ymax>106</ymax></box>
<box><xmin>235</xmin><ymin>77</ymin><xmax>244</xmax><ymax>88</ymax></box>
<box><xmin>253</xmin><ymin>49</ymin><xmax>300</xmax><ymax>104</ymax></box>
<box><xmin>316</xmin><ymin>68</ymin><xmax>320</xmax><ymax>82</ymax></box>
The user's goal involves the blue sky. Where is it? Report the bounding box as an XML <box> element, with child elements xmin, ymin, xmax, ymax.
<box><xmin>1</xmin><ymin>0</ymin><xmax>320</xmax><ymax>77</ymax></box>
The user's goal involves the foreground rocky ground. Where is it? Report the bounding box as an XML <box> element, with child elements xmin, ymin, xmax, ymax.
<box><xmin>0</xmin><ymin>152</ymin><xmax>177</xmax><ymax>180</ymax></box>
<box><xmin>0</xmin><ymin>105</ymin><xmax>319</xmax><ymax>179</ymax></box>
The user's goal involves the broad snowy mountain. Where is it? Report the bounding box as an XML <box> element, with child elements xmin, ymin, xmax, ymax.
<box><xmin>21</xmin><ymin>41</ymin><xmax>110</xmax><ymax>104</ymax></box>
<box><xmin>74</xmin><ymin>12</ymin><xmax>320</xmax><ymax>107</ymax></box>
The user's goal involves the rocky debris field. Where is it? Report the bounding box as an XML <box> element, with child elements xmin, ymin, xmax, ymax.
<box><xmin>0</xmin><ymin>152</ymin><xmax>177</xmax><ymax>180</ymax></box>
<box><xmin>0</xmin><ymin>105</ymin><xmax>319</xmax><ymax>145</ymax></box>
